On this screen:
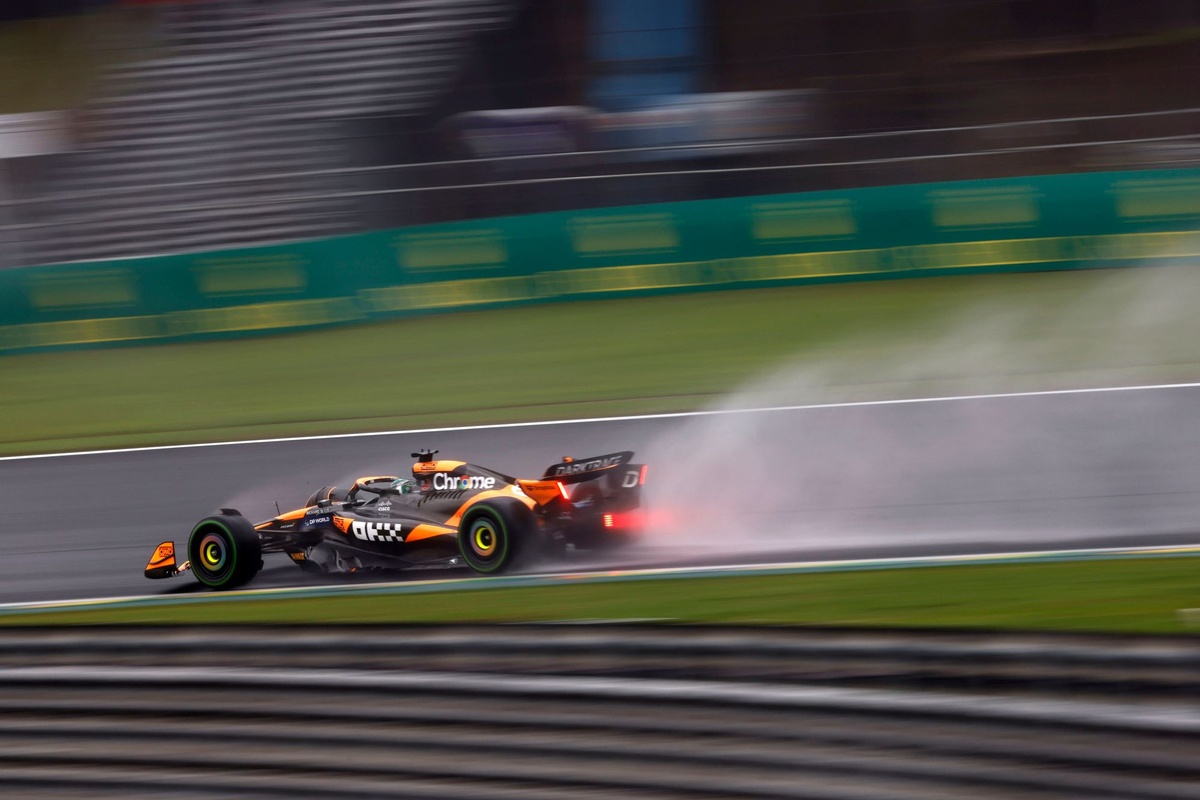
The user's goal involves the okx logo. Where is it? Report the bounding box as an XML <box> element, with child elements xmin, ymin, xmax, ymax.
<box><xmin>351</xmin><ymin>521</ymin><xmax>405</xmax><ymax>542</ymax></box>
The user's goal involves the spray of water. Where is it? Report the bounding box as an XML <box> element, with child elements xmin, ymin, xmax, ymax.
<box><xmin>641</xmin><ymin>261</ymin><xmax>1200</xmax><ymax>561</ymax></box>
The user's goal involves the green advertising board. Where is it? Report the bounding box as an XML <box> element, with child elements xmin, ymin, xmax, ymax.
<box><xmin>2</xmin><ymin>169</ymin><xmax>1198</xmax><ymax>353</ymax></box>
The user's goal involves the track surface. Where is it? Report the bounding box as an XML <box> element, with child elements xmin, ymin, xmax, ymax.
<box><xmin>2</xmin><ymin>384</ymin><xmax>1200</xmax><ymax>604</ymax></box>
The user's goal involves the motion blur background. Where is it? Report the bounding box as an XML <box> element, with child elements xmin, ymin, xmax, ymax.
<box><xmin>1</xmin><ymin>0</ymin><xmax>1197</xmax><ymax>269</ymax></box>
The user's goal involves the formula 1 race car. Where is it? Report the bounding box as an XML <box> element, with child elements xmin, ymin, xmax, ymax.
<box><xmin>145</xmin><ymin>449</ymin><xmax>646</xmax><ymax>590</ymax></box>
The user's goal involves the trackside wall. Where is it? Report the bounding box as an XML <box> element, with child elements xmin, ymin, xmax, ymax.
<box><xmin>2</xmin><ymin>169</ymin><xmax>1198</xmax><ymax>353</ymax></box>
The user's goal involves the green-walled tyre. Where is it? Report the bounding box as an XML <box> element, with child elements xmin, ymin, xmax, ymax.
<box><xmin>187</xmin><ymin>514</ymin><xmax>263</xmax><ymax>590</ymax></box>
<box><xmin>458</xmin><ymin>498</ymin><xmax>535</xmax><ymax>575</ymax></box>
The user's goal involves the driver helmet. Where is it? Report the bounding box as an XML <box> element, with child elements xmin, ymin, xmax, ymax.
<box><xmin>391</xmin><ymin>477</ymin><xmax>418</xmax><ymax>494</ymax></box>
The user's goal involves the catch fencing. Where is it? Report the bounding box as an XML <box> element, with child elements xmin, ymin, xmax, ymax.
<box><xmin>0</xmin><ymin>625</ymin><xmax>1197</xmax><ymax>798</ymax></box>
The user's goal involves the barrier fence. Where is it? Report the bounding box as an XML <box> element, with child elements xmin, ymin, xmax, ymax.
<box><xmin>0</xmin><ymin>625</ymin><xmax>1196</xmax><ymax>798</ymax></box>
<box><xmin>2</xmin><ymin>167</ymin><xmax>1198</xmax><ymax>354</ymax></box>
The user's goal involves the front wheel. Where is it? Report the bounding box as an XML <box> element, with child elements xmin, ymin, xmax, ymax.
<box><xmin>458</xmin><ymin>498</ymin><xmax>535</xmax><ymax>575</ymax></box>
<box><xmin>187</xmin><ymin>514</ymin><xmax>263</xmax><ymax>590</ymax></box>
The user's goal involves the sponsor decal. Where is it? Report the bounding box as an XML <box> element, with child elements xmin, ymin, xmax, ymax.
<box><xmin>288</xmin><ymin>552</ymin><xmax>306</xmax><ymax>561</ymax></box>
<box><xmin>351</xmin><ymin>520</ymin><xmax>406</xmax><ymax>543</ymax></box>
<box><xmin>550</xmin><ymin>455</ymin><xmax>624</xmax><ymax>477</ymax></box>
<box><xmin>622</xmin><ymin>471</ymin><xmax>639</xmax><ymax>488</ymax></box>
<box><xmin>433</xmin><ymin>473</ymin><xmax>496</xmax><ymax>491</ymax></box>
<box><xmin>333</xmin><ymin>516</ymin><xmax>352</xmax><ymax>534</ymax></box>
<box><xmin>376</xmin><ymin>500</ymin><xmax>392</xmax><ymax>513</ymax></box>
<box><xmin>153</xmin><ymin>544</ymin><xmax>174</xmax><ymax>562</ymax></box>
<box><xmin>306</xmin><ymin>505</ymin><xmax>335</xmax><ymax>515</ymax></box>
<box><xmin>302</xmin><ymin>515</ymin><xmax>331</xmax><ymax>527</ymax></box>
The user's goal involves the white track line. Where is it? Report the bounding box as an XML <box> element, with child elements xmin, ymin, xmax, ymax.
<box><xmin>2</xmin><ymin>543</ymin><xmax>1198</xmax><ymax>614</ymax></box>
<box><xmin>4</xmin><ymin>381</ymin><xmax>1200</xmax><ymax>463</ymax></box>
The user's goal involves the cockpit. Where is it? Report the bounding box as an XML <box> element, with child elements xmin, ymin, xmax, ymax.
<box><xmin>390</xmin><ymin>477</ymin><xmax>420</xmax><ymax>495</ymax></box>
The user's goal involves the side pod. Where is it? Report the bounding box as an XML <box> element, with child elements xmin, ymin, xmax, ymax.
<box><xmin>144</xmin><ymin>541</ymin><xmax>191</xmax><ymax>579</ymax></box>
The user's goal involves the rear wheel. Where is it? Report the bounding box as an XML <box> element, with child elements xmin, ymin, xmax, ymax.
<box><xmin>188</xmin><ymin>514</ymin><xmax>263</xmax><ymax>590</ymax></box>
<box><xmin>458</xmin><ymin>498</ymin><xmax>535</xmax><ymax>574</ymax></box>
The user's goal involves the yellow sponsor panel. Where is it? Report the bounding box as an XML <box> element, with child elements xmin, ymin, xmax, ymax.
<box><xmin>25</xmin><ymin>269</ymin><xmax>138</xmax><ymax>310</ymax></box>
<box><xmin>568</xmin><ymin>213</ymin><xmax>680</xmax><ymax>255</ymax></box>
<box><xmin>395</xmin><ymin>229</ymin><xmax>508</xmax><ymax>272</ymax></box>
<box><xmin>192</xmin><ymin>254</ymin><xmax>308</xmax><ymax>296</ymax></box>
<box><xmin>895</xmin><ymin>232</ymin><xmax>1194</xmax><ymax>269</ymax></box>
<box><xmin>928</xmin><ymin>186</ymin><xmax>1040</xmax><ymax>229</ymax></box>
<box><xmin>1112</xmin><ymin>178</ymin><xmax>1200</xmax><ymax>219</ymax></box>
<box><xmin>361</xmin><ymin>276</ymin><xmax>531</xmax><ymax>312</ymax></box>
<box><xmin>719</xmin><ymin>249</ymin><xmax>883</xmax><ymax>282</ymax></box>
<box><xmin>167</xmin><ymin>298</ymin><xmax>359</xmax><ymax>336</ymax></box>
<box><xmin>541</xmin><ymin>261</ymin><xmax>706</xmax><ymax>295</ymax></box>
<box><xmin>752</xmin><ymin>200</ymin><xmax>857</xmax><ymax>240</ymax></box>
<box><xmin>0</xmin><ymin>315</ymin><xmax>159</xmax><ymax>349</ymax></box>
<box><xmin>892</xmin><ymin>237</ymin><xmax>1070</xmax><ymax>271</ymax></box>
<box><xmin>1090</xmin><ymin>231</ymin><xmax>1200</xmax><ymax>260</ymax></box>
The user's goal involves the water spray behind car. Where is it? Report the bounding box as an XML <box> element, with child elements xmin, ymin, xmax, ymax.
<box><xmin>641</xmin><ymin>258</ymin><xmax>1200</xmax><ymax>562</ymax></box>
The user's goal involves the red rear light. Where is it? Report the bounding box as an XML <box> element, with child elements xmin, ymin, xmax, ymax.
<box><xmin>639</xmin><ymin>465</ymin><xmax>648</xmax><ymax>485</ymax></box>
<box><xmin>602</xmin><ymin>510</ymin><xmax>643</xmax><ymax>532</ymax></box>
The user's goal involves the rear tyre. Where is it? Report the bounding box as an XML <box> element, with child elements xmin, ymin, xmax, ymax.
<box><xmin>187</xmin><ymin>514</ymin><xmax>263</xmax><ymax>590</ymax></box>
<box><xmin>458</xmin><ymin>498</ymin><xmax>535</xmax><ymax>575</ymax></box>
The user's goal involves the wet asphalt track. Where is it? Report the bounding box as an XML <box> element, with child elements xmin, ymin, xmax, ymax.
<box><xmin>2</xmin><ymin>384</ymin><xmax>1200</xmax><ymax>605</ymax></box>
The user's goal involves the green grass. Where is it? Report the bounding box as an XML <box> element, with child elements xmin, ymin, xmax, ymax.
<box><xmin>5</xmin><ymin>557</ymin><xmax>1200</xmax><ymax>633</ymax></box>
<box><xmin>5</xmin><ymin>268</ymin><xmax>1200</xmax><ymax>635</ymax></box>
<box><xmin>6</xmin><ymin>267</ymin><xmax>1200</xmax><ymax>457</ymax></box>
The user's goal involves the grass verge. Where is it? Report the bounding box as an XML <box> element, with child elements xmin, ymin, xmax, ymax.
<box><xmin>5</xmin><ymin>556</ymin><xmax>1199</xmax><ymax>633</ymax></box>
<box><xmin>6</xmin><ymin>268</ymin><xmax>1200</xmax><ymax>457</ymax></box>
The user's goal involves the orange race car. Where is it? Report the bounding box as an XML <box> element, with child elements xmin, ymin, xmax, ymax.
<box><xmin>145</xmin><ymin>449</ymin><xmax>646</xmax><ymax>590</ymax></box>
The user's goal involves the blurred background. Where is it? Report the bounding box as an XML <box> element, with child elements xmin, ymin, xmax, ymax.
<box><xmin>1</xmin><ymin>0</ymin><xmax>1198</xmax><ymax>270</ymax></box>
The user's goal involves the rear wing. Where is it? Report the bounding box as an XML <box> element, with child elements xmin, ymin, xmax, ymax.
<box><xmin>541</xmin><ymin>451</ymin><xmax>633</xmax><ymax>485</ymax></box>
<box><xmin>520</xmin><ymin>450</ymin><xmax>645</xmax><ymax>507</ymax></box>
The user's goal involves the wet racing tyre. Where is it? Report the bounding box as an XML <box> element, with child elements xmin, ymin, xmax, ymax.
<box><xmin>458</xmin><ymin>498</ymin><xmax>535</xmax><ymax>574</ymax></box>
<box><xmin>187</xmin><ymin>514</ymin><xmax>263</xmax><ymax>590</ymax></box>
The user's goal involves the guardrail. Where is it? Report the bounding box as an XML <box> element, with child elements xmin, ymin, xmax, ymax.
<box><xmin>6</xmin><ymin>105</ymin><xmax>1199</xmax><ymax>269</ymax></box>
<box><xmin>0</xmin><ymin>625</ymin><xmax>1196</xmax><ymax>798</ymax></box>
<box><xmin>3</xmin><ymin>625</ymin><xmax>1200</xmax><ymax>694</ymax></box>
